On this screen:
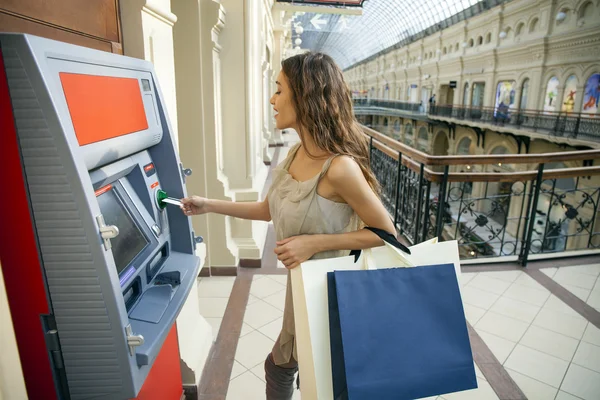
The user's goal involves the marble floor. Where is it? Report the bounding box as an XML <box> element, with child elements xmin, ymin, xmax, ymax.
<box><xmin>196</xmin><ymin>264</ymin><xmax>600</xmax><ymax>400</ymax></box>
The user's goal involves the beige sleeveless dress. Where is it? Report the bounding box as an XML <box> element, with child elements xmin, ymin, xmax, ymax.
<box><xmin>268</xmin><ymin>143</ymin><xmax>361</xmax><ymax>365</ymax></box>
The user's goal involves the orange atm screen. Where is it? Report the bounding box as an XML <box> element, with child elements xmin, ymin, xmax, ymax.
<box><xmin>60</xmin><ymin>73</ymin><xmax>149</xmax><ymax>146</ymax></box>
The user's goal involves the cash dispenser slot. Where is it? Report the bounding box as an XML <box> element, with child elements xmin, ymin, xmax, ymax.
<box><xmin>124</xmin><ymin>277</ymin><xmax>142</xmax><ymax>312</ymax></box>
<box><xmin>129</xmin><ymin>252</ymin><xmax>196</xmax><ymax>367</ymax></box>
<box><xmin>146</xmin><ymin>243</ymin><xmax>169</xmax><ymax>284</ymax></box>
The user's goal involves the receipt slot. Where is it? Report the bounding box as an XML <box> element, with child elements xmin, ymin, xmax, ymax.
<box><xmin>0</xmin><ymin>33</ymin><xmax>201</xmax><ymax>399</ymax></box>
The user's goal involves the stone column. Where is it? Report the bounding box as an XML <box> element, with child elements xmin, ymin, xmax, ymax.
<box><xmin>453</xmin><ymin>80</ymin><xmax>462</xmax><ymax>106</ymax></box>
<box><xmin>513</xmin><ymin>85</ymin><xmax>522</xmax><ymax>109</ymax></box>
<box><xmin>471</xmin><ymin>145</ymin><xmax>486</xmax><ymax>211</ymax></box>
<box><xmin>270</xmin><ymin>30</ymin><xmax>285</xmax><ymax>147</ymax></box>
<box><xmin>219</xmin><ymin>0</ymin><xmax>271</xmax><ymax>264</ymax></box>
<box><xmin>484</xmin><ymin>78</ymin><xmax>495</xmax><ymax>108</ymax></box>
<box><xmin>262</xmin><ymin>59</ymin><xmax>273</xmax><ymax>164</ymax></box>
<box><xmin>574</xmin><ymin>84</ymin><xmax>586</xmax><ymax>113</ymax></box>
<box><xmin>555</xmin><ymin>85</ymin><xmax>566</xmax><ymax>112</ymax></box>
<box><xmin>530</xmin><ymin>69</ymin><xmax>545</xmax><ymax>110</ymax></box>
<box><xmin>465</xmin><ymin>83</ymin><xmax>472</xmax><ymax>107</ymax></box>
<box><xmin>447</xmin><ymin>137</ymin><xmax>456</xmax><ymax>155</ymax></box>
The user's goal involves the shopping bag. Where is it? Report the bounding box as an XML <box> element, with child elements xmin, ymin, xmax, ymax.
<box><xmin>290</xmin><ymin>227</ymin><xmax>464</xmax><ymax>400</ymax></box>
<box><xmin>328</xmin><ymin>264</ymin><xmax>477</xmax><ymax>400</ymax></box>
<box><xmin>290</xmin><ymin>251</ymin><xmax>357</xmax><ymax>400</ymax></box>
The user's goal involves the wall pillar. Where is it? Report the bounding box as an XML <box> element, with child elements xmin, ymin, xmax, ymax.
<box><xmin>513</xmin><ymin>85</ymin><xmax>522</xmax><ymax>110</ymax></box>
<box><xmin>218</xmin><ymin>0</ymin><xmax>272</xmax><ymax>263</ymax></box>
<box><xmin>555</xmin><ymin>85</ymin><xmax>566</xmax><ymax>112</ymax></box>
<box><xmin>574</xmin><ymin>84</ymin><xmax>586</xmax><ymax>113</ymax></box>
<box><xmin>120</xmin><ymin>0</ymin><xmax>180</xmax><ymax>147</ymax></box>
<box><xmin>270</xmin><ymin>30</ymin><xmax>285</xmax><ymax>146</ymax></box>
<box><xmin>262</xmin><ymin>59</ymin><xmax>274</xmax><ymax>164</ymax></box>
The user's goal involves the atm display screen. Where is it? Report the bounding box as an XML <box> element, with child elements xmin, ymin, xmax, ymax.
<box><xmin>97</xmin><ymin>187</ymin><xmax>148</xmax><ymax>275</ymax></box>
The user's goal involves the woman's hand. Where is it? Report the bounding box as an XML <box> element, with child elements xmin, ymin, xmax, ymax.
<box><xmin>181</xmin><ymin>196</ymin><xmax>209</xmax><ymax>216</ymax></box>
<box><xmin>274</xmin><ymin>235</ymin><xmax>320</xmax><ymax>269</ymax></box>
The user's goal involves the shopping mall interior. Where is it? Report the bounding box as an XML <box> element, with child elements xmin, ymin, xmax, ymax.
<box><xmin>1</xmin><ymin>0</ymin><xmax>600</xmax><ymax>399</ymax></box>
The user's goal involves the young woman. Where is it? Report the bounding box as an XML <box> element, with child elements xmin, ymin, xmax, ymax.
<box><xmin>181</xmin><ymin>52</ymin><xmax>396</xmax><ymax>400</ymax></box>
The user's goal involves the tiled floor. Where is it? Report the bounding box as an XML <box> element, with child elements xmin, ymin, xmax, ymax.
<box><xmin>198</xmin><ymin>276</ymin><xmax>237</xmax><ymax>341</ymax></box>
<box><xmin>197</xmin><ymin>264</ymin><xmax>600</xmax><ymax>400</ymax></box>
<box><xmin>466</xmin><ymin>266</ymin><xmax>600</xmax><ymax>400</ymax></box>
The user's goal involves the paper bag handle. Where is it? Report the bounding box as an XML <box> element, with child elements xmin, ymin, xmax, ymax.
<box><xmin>349</xmin><ymin>227</ymin><xmax>411</xmax><ymax>263</ymax></box>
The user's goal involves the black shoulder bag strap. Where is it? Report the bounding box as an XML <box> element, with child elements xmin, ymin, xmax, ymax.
<box><xmin>349</xmin><ymin>227</ymin><xmax>411</xmax><ymax>262</ymax></box>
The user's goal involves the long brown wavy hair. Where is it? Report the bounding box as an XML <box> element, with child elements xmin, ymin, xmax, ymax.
<box><xmin>281</xmin><ymin>52</ymin><xmax>380</xmax><ymax>194</ymax></box>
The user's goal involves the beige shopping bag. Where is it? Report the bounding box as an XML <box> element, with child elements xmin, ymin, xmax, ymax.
<box><xmin>291</xmin><ymin>238</ymin><xmax>461</xmax><ymax>400</ymax></box>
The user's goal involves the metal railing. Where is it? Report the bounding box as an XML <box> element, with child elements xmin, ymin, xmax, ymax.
<box><xmin>429</xmin><ymin>104</ymin><xmax>600</xmax><ymax>143</ymax></box>
<box><xmin>363</xmin><ymin>125</ymin><xmax>600</xmax><ymax>264</ymax></box>
<box><xmin>353</xmin><ymin>98</ymin><xmax>423</xmax><ymax>113</ymax></box>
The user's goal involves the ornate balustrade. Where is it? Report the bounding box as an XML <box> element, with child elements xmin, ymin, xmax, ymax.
<box><xmin>363</xmin><ymin>125</ymin><xmax>600</xmax><ymax>264</ymax></box>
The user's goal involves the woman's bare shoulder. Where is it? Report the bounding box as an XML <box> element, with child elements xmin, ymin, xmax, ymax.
<box><xmin>327</xmin><ymin>155</ymin><xmax>363</xmax><ymax>184</ymax></box>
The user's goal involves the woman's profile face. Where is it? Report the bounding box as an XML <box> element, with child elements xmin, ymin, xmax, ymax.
<box><xmin>270</xmin><ymin>71</ymin><xmax>297</xmax><ymax>130</ymax></box>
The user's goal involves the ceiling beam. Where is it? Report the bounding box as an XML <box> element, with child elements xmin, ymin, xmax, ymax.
<box><xmin>272</xmin><ymin>2</ymin><xmax>363</xmax><ymax>15</ymax></box>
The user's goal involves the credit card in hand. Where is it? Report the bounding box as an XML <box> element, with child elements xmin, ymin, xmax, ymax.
<box><xmin>162</xmin><ymin>197</ymin><xmax>182</xmax><ymax>207</ymax></box>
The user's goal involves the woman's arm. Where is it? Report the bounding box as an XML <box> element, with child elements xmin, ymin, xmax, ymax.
<box><xmin>310</xmin><ymin>229</ymin><xmax>384</xmax><ymax>253</ymax></box>
<box><xmin>274</xmin><ymin>155</ymin><xmax>396</xmax><ymax>268</ymax></box>
<box><xmin>181</xmin><ymin>196</ymin><xmax>271</xmax><ymax>222</ymax></box>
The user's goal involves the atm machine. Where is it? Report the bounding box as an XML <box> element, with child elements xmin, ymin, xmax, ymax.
<box><xmin>0</xmin><ymin>33</ymin><xmax>202</xmax><ymax>399</ymax></box>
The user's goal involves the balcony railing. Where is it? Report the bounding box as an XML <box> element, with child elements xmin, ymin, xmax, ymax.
<box><xmin>363</xmin><ymin>125</ymin><xmax>600</xmax><ymax>264</ymax></box>
<box><xmin>353</xmin><ymin>98</ymin><xmax>423</xmax><ymax>113</ymax></box>
<box><xmin>429</xmin><ymin>104</ymin><xmax>600</xmax><ymax>143</ymax></box>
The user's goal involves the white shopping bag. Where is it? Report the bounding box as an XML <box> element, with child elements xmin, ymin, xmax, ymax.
<box><xmin>291</xmin><ymin>233</ymin><xmax>462</xmax><ymax>400</ymax></box>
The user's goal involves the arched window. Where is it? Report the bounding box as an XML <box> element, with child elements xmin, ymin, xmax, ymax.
<box><xmin>477</xmin><ymin>36</ymin><xmax>483</xmax><ymax>45</ymax></box>
<box><xmin>543</xmin><ymin>77</ymin><xmax>560</xmax><ymax>112</ymax></box>
<box><xmin>443</xmin><ymin>47</ymin><xmax>447</xmax><ymax>55</ymax></box>
<box><xmin>394</xmin><ymin>120</ymin><xmax>401</xmax><ymax>132</ymax></box>
<box><xmin>490</xmin><ymin>146</ymin><xmax>508</xmax><ymax>155</ymax></box>
<box><xmin>457</xmin><ymin>137</ymin><xmax>472</xmax><ymax>155</ymax></box>
<box><xmin>519</xmin><ymin>79</ymin><xmax>529</xmax><ymax>110</ymax></box>
<box><xmin>516</xmin><ymin>23</ymin><xmax>525</xmax><ymax>36</ymax></box>
<box><xmin>404</xmin><ymin>123</ymin><xmax>413</xmax><ymax>145</ymax></box>
<box><xmin>579</xmin><ymin>2</ymin><xmax>594</xmax><ymax>21</ymax></box>
<box><xmin>582</xmin><ymin>73</ymin><xmax>600</xmax><ymax>114</ymax></box>
<box><xmin>561</xmin><ymin>75</ymin><xmax>578</xmax><ymax>113</ymax></box>
<box><xmin>485</xmin><ymin>32</ymin><xmax>492</xmax><ymax>43</ymax></box>
<box><xmin>471</xmin><ymin>82</ymin><xmax>485</xmax><ymax>107</ymax></box>
<box><xmin>433</xmin><ymin>131</ymin><xmax>449</xmax><ymax>156</ymax></box>
<box><xmin>455</xmin><ymin>43</ymin><xmax>460</xmax><ymax>52</ymax></box>
<box><xmin>529</xmin><ymin>18</ymin><xmax>539</xmax><ymax>33</ymax></box>
<box><xmin>462</xmin><ymin>82</ymin><xmax>470</xmax><ymax>106</ymax></box>
<box><xmin>383</xmin><ymin>118</ymin><xmax>389</xmax><ymax>127</ymax></box>
<box><xmin>495</xmin><ymin>80</ymin><xmax>517</xmax><ymax>112</ymax></box>
<box><xmin>418</xmin><ymin>127</ymin><xmax>429</xmax><ymax>140</ymax></box>
<box><xmin>468</xmin><ymin>38</ymin><xmax>474</xmax><ymax>47</ymax></box>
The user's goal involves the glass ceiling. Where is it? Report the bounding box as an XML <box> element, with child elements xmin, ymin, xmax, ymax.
<box><xmin>290</xmin><ymin>0</ymin><xmax>505</xmax><ymax>69</ymax></box>
<box><xmin>278</xmin><ymin>0</ymin><xmax>365</xmax><ymax>6</ymax></box>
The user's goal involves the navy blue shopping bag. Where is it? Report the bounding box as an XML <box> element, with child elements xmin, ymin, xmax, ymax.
<box><xmin>327</xmin><ymin>264</ymin><xmax>477</xmax><ymax>400</ymax></box>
